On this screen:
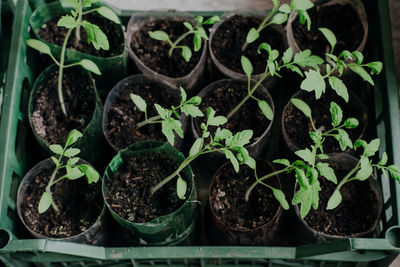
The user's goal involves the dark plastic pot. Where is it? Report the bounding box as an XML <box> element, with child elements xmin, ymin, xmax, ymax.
<box><xmin>17</xmin><ymin>158</ymin><xmax>106</xmax><ymax>244</ymax></box>
<box><xmin>293</xmin><ymin>153</ymin><xmax>383</xmax><ymax>243</ymax></box>
<box><xmin>28</xmin><ymin>64</ymin><xmax>103</xmax><ymax>163</ymax></box>
<box><xmin>207</xmin><ymin>159</ymin><xmax>283</xmax><ymax>245</ymax></box>
<box><xmin>102</xmin><ymin>141</ymin><xmax>197</xmax><ymax>246</ymax></box>
<box><xmin>30</xmin><ymin>1</ymin><xmax>128</xmax><ymax>97</ymax></box>
<box><xmin>102</xmin><ymin>74</ymin><xmax>185</xmax><ymax>152</ymax></box>
<box><xmin>126</xmin><ymin>10</ymin><xmax>207</xmax><ymax>92</ymax></box>
<box><xmin>282</xmin><ymin>89</ymin><xmax>368</xmax><ymax>154</ymax></box>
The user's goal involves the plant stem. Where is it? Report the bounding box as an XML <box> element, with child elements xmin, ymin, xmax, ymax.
<box><xmin>168</xmin><ymin>31</ymin><xmax>193</xmax><ymax>57</ymax></box>
<box><xmin>335</xmin><ymin>162</ymin><xmax>360</xmax><ymax>192</ymax></box>
<box><xmin>245</xmin><ymin>168</ymin><xmax>288</xmax><ymax>201</ymax></box>
<box><xmin>136</xmin><ymin>115</ymin><xmax>161</xmax><ymax>128</ymax></box>
<box><xmin>75</xmin><ymin>0</ymin><xmax>83</xmax><ymax>42</ymax></box>
<box><xmin>58</xmin><ymin>27</ymin><xmax>73</xmax><ymax>117</ymax></box>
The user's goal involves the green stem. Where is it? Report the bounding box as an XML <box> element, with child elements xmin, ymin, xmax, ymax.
<box><xmin>75</xmin><ymin>0</ymin><xmax>83</xmax><ymax>42</ymax></box>
<box><xmin>136</xmin><ymin>115</ymin><xmax>161</xmax><ymax>128</ymax></box>
<box><xmin>336</xmin><ymin>163</ymin><xmax>360</xmax><ymax>192</ymax></box>
<box><xmin>58</xmin><ymin>27</ymin><xmax>73</xmax><ymax>117</ymax></box>
<box><xmin>168</xmin><ymin>31</ymin><xmax>193</xmax><ymax>57</ymax></box>
<box><xmin>245</xmin><ymin>167</ymin><xmax>288</xmax><ymax>201</ymax></box>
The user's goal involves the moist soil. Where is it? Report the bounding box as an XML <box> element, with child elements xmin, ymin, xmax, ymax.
<box><xmin>106</xmin><ymin>152</ymin><xmax>190</xmax><ymax>223</ymax></box>
<box><xmin>283</xmin><ymin>90</ymin><xmax>365</xmax><ymax>153</ymax></box>
<box><xmin>130</xmin><ymin>19</ymin><xmax>202</xmax><ymax>77</ymax></box>
<box><xmin>193</xmin><ymin>81</ymin><xmax>270</xmax><ymax>142</ymax></box>
<box><xmin>211</xmin><ymin>15</ymin><xmax>285</xmax><ymax>75</ymax></box>
<box><xmin>21</xmin><ymin>167</ymin><xmax>102</xmax><ymax>238</ymax></box>
<box><xmin>292</xmin><ymin>3</ymin><xmax>364</xmax><ymax>58</ymax></box>
<box><xmin>303</xmin><ymin>162</ymin><xmax>380</xmax><ymax>236</ymax></box>
<box><xmin>38</xmin><ymin>13</ymin><xmax>124</xmax><ymax>57</ymax></box>
<box><xmin>32</xmin><ymin>68</ymin><xmax>95</xmax><ymax>145</ymax></box>
<box><xmin>210</xmin><ymin>162</ymin><xmax>280</xmax><ymax>230</ymax></box>
<box><xmin>105</xmin><ymin>81</ymin><xmax>179</xmax><ymax>150</ymax></box>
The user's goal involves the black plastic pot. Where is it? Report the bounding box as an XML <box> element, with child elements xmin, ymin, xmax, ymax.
<box><xmin>28</xmin><ymin>64</ymin><xmax>103</xmax><ymax>163</ymax></box>
<box><xmin>102</xmin><ymin>74</ymin><xmax>185</xmax><ymax>152</ymax></box>
<box><xmin>281</xmin><ymin>89</ymin><xmax>368</xmax><ymax>154</ymax></box>
<box><xmin>30</xmin><ymin>1</ymin><xmax>128</xmax><ymax>97</ymax></box>
<box><xmin>17</xmin><ymin>158</ymin><xmax>106</xmax><ymax>244</ymax></box>
<box><xmin>293</xmin><ymin>153</ymin><xmax>383</xmax><ymax>243</ymax></box>
<box><xmin>207</xmin><ymin>159</ymin><xmax>283</xmax><ymax>245</ymax></box>
<box><xmin>102</xmin><ymin>141</ymin><xmax>197</xmax><ymax>246</ymax></box>
<box><xmin>126</xmin><ymin>10</ymin><xmax>207</xmax><ymax>93</ymax></box>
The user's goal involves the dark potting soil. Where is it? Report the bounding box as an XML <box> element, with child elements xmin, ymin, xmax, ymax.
<box><xmin>211</xmin><ymin>15</ymin><xmax>285</xmax><ymax>75</ymax></box>
<box><xmin>105</xmin><ymin>82</ymin><xmax>179</xmax><ymax>149</ymax></box>
<box><xmin>21</xmin><ymin>168</ymin><xmax>102</xmax><ymax>238</ymax></box>
<box><xmin>283</xmin><ymin>90</ymin><xmax>366</xmax><ymax>153</ymax></box>
<box><xmin>130</xmin><ymin>19</ymin><xmax>202</xmax><ymax>77</ymax></box>
<box><xmin>193</xmin><ymin>81</ymin><xmax>270</xmax><ymax>142</ymax></box>
<box><xmin>106</xmin><ymin>152</ymin><xmax>190</xmax><ymax>223</ymax></box>
<box><xmin>292</xmin><ymin>4</ymin><xmax>364</xmax><ymax>58</ymax></box>
<box><xmin>304</xmin><ymin>162</ymin><xmax>380</xmax><ymax>236</ymax></box>
<box><xmin>210</xmin><ymin>162</ymin><xmax>280</xmax><ymax>230</ymax></box>
<box><xmin>32</xmin><ymin>68</ymin><xmax>95</xmax><ymax>145</ymax></box>
<box><xmin>38</xmin><ymin>14</ymin><xmax>124</xmax><ymax>57</ymax></box>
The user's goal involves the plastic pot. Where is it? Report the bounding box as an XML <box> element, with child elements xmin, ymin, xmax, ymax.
<box><xmin>207</xmin><ymin>159</ymin><xmax>283</xmax><ymax>245</ymax></box>
<box><xmin>17</xmin><ymin>158</ymin><xmax>106</xmax><ymax>244</ymax></box>
<box><xmin>102</xmin><ymin>74</ymin><xmax>185</xmax><ymax>152</ymax></box>
<box><xmin>282</xmin><ymin>88</ymin><xmax>368</xmax><ymax>154</ymax></box>
<box><xmin>30</xmin><ymin>1</ymin><xmax>128</xmax><ymax>97</ymax></box>
<box><xmin>102</xmin><ymin>141</ymin><xmax>197</xmax><ymax>246</ymax></box>
<box><xmin>293</xmin><ymin>153</ymin><xmax>383</xmax><ymax>243</ymax></box>
<box><xmin>208</xmin><ymin>11</ymin><xmax>286</xmax><ymax>88</ymax></box>
<box><xmin>28</xmin><ymin>64</ymin><xmax>103</xmax><ymax>163</ymax></box>
<box><xmin>126</xmin><ymin>10</ymin><xmax>207</xmax><ymax>93</ymax></box>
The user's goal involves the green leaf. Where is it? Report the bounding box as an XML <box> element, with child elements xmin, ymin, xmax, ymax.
<box><xmin>327</xmin><ymin>190</ymin><xmax>342</xmax><ymax>210</ymax></box>
<box><xmin>96</xmin><ymin>6</ymin><xmax>120</xmax><ymax>24</ymax></box>
<box><xmin>181</xmin><ymin>46</ymin><xmax>192</xmax><ymax>62</ymax></box>
<box><xmin>282</xmin><ymin>47</ymin><xmax>293</xmax><ymax>64</ymax></box>
<box><xmin>207</xmin><ymin>108</ymin><xmax>227</xmax><ymax>126</ymax></box>
<box><xmin>241</xmin><ymin>56</ymin><xmax>253</xmax><ymax>77</ymax></box>
<box><xmin>245</xmin><ymin>156</ymin><xmax>256</xmax><ymax>169</ymax></box>
<box><xmin>187</xmin><ymin>96</ymin><xmax>202</xmax><ymax>105</ymax></box>
<box><xmin>354</xmin><ymin>156</ymin><xmax>372</xmax><ymax>181</ymax></box>
<box><xmin>309</xmin><ymin>131</ymin><xmax>322</xmax><ymax>145</ymax></box>
<box><xmin>67</xmin><ymin>157</ymin><xmax>80</xmax><ymax>165</ymax></box>
<box><xmin>352</xmin><ymin>51</ymin><xmax>364</xmax><ymax>64</ymax></box>
<box><xmin>258</xmin><ymin>100</ymin><xmax>273</xmax><ymax>120</ymax></box>
<box><xmin>214</xmin><ymin>128</ymin><xmax>232</xmax><ymax>141</ymax></box>
<box><xmin>183</xmin><ymin>21</ymin><xmax>193</xmax><ymax>31</ymax></box>
<box><xmin>319</xmin><ymin>28</ymin><xmax>337</xmax><ymax>51</ymax></box>
<box><xmin>81</xmin><ymin>20</ymin><xmax>109</xmax><ymax>50</ymax></box>
<box><xmin>273</xmin><ymin>159</ymin><xmax>291</xmax><ymax>167</ymax></box>
<box><xmin>82</xmin><ymin>0</ymin><xmax>100</xmax><ymax>7</ymax></box>
<box><xmin>279</xmin><ymin>4</ymin><xmax>292</xmax><ymax>13</ymax></box>
<box><xmin>295</xmin><ymin>148</ymin><xmax>314</xmax><ymax>165</ymax></box>
<box><xmin>63</xmin><ymin>0</ymin><xmax>79</xmax><ymax>8</ymax></box>
<box><xmin>130</xmin><ymin>93</ymin><xmax>147</xmax><ymax>113</ymax></box>
<box><xmin>271</xmin><ymin>13</ymin><xmax>288</xmax><ymax>24</ymax></box>
<box><xmin>66</xmin><ymin>129</ymin><xmax>83</xmax><ymax>146</ymax></box>
<box><xmin>27</xmin><ymin>39</ymin><xmax>51</xmax><ymax>55</ymax></box>
<box><xmin>291</xmin><ymin>98</ymin><xmax>312</xmax><ymax>119</ymax></box>
<box><xmin>257</xmin><ymin>43</ymin><xmax>271</xmax><ymax>54</ymax></box>
<box><xmin>388</xmin><ymin>165</ymin><xmax>400</xmax><ymax>183</ymax></box>
<box><xmin>367</xmin><ymin>61</ymin><xmax>383</xmax><ymax>75</ymax></box>
<box><xmin>154</xmin><ymin>104</ymin><xmax>167</xmax><ymax>119</ymax></box>
<box><xmin>293</xmin><ymin>50</ymin><xmax>324</xmax><ymax>70</ymax></box>
<box><xmin>203</xmin><ymin>15</ymin><xmax>221</xmax><ymax>25</ymax></box>
<box><xmin>334</xmin><ymin>129</ymin><xmax>353</xmax><ymax>151</ymax></box>
<box><xmin>227</xmin><ymin>130</ymin><xmax>253</xmax><ymax>147</ymax></box>
<box><xmin>364</xmin><ymin>139</ymin><xmax>380</xmax><ymax>157</ymax></box>
<box><xmin>181</xmin><ymin>104</ymin><xmax>203</xmax><ymax>117</ymax></box>
<box><xmin>79</xmin><ymin>59</ymin><xmax>101</xmax><ymax>75</ymax></box>
<box><xmin>193</xmin><ymin>33</ymin><xmax>202</xmax><ymax>52</ymax></box>
<box><xmin>338</xmin><ymin>50</ymin><xmax>353</xmax><ymax>60</ymax></box>
<box><xmin>348</xmin><ymin>64</ymin><xmax>374</xmax><ymax>86</ymax></box>
<box><xmin>272</xmin><ymin>188</ymin><xmax>289</xmax><ymax>210</ymax></box>
<box><xmin>291</xmin><ymin>0</ymin><xmax>314</xmax><ymax>11</ymax></box>
<box><xmin>38</xmin><ymin>192</ymin><xmax>53</xmax><ymax>214</ymax></box>
<box><xmin>51</xmin><ymin>156</ymin><xmax>59</xmax><ymax>165</ymax></box>
<box><xmin>287</xmin><ymin>64</ymin><xmax>303</xmax><ymax>76</ymax></box>
<box><xmin>246</xmin><ymin>28</ymin><xmax>259</xmax><ymax>44</ymax></box>
<box><xmin>189</xmin><ymin>138</ymin><xmax>203</xmax><ymax>157</ymax></box>
<box><xmin>78</xmin><ymin>164</ymin><xmax>99</xmax><ymax>183</ymax></box>
<box><xmin>66</xmin><ymin>166</ymin><xmax>84</xmax><ymax>180</ymax></box>
<box><xmin>148</xmin><ymin>30</ymin><xmax>170</xmax><ymax>41</ymax></box>
<box><xmin>317</xmin><ymin>154</ymin><xmax>329</xmax><ymax>160</ymax></box>
<box><xmin>176</xmin><ymin>177</ymin><xmax>187</xmax><ymax>200</ymax></box>
<box><xmin>196</xmin><ymin>16</ymin><xmax>204</xmax><ymax>24</ymax></box>
<box><xmin>295</xmin><ymin>168</ymin><xmax>309</xmax><ymax>189</ymax></box>
<box><xmin>57</xmin><ymin>15</ymin><xmax>77</xmax><ymax>29</ymax></box>
<box><xmin>328</xmin><ymin>76</ymin><xmax>348</xmax><ymax>102</ymax></box>
<box><xmin>224</xmin><ymin>150</ymin><xmax>239</xmax><ymax>172</ymax></box>
<box><xmin>161</xmin><ymin>118</ymin><xmax>183</xmax><ymax>146</ymax></box>
<box><xmin>343</xmin><ymin>118</ymin><xmax>359</xmax><ymax>129</ymax></box>
<box><xmin>300</xmin><ymin>70</ymin><xmax>326</xmax><ymax>99</ymax></box>
<box><xmin>64</xmin><ymin>148</ymin><xmax>80</xmax><ymax>157</ymax></box>
<box><xmin>49</xmin><ymin>144</ymin><xmax>64</xmax><ymax>155</ymax></box>
<box><xmin>293</xmin><ymin>188</ymin><xmax>312</xmax><ymax>219</ymax></box>
<box><xmin>330</xmin><ymin>102</ymin><xmax>343</xmax><ymax>127</ymax></box>
<box><xmin>316</xmin><ymin>162</ymin><xmax>337</xmax><ymax>184</ymax></box>
<box><xmin>179</xmin><ymin>86</ymin><xmax>187</xmax><ymax>104</ymax></box>
<box><xmin>379</xmin><ymin>152</ymin><xmax>388</xmax><ymax>165</ymax></box>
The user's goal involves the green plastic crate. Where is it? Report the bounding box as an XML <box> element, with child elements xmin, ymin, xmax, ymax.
<box><xmin>1</xmin><ymin>0</ymin><xmax>400</xmax><ymax>266</ymax></box>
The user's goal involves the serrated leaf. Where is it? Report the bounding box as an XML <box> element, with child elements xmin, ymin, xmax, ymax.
<box><xmin>319</xmin><ymin>28</ymin><xmax>337</xmax><ymax>50</ymax></box>
<box><xmin>246</xmin><ymin>28</ymin><xmax>259</xmax><ymax>44</ymax></box>
<box><xmin>64</xmin><ymin>148</ymin><xmax>80</xmax><ymax>157</ymax></box>
<box><xmin>327</xmin><ymin>190</ymin><xmax>342</xmax><ymax>210</ymax></box>
<box><xmin>282</xmin><ymin>47</ymin><xmax>293</xmax><ymax>64</ymax></box>
<box><xmin>214</xmin><ymin>128</ymin><xmax>232</xmax><ymax>141</ymax></box>
<box><xmin>162</xmin><ymin>118</ymin><xmax>183</xmax><ymax>146</ymax></box>
<box><xmin>329</xmin><ymin>76</ymin><xmax>348</xmax><ymax>102</ymax></box>
<box><xmin>258</xmin><ymin>100</ymin><xmax>273</xmax><ymax>120</ymax></box>
<box><xmin>300</xmin><ymin>70</ymin><xmax>326</xmax><ymax>99</ymax></box>
<box><xmin>364</xmin><ymin>139</ymin><xmax>380</xmax><ymax>157</ymax></box>
<box><xmin>203</xmin><ymin>15</ymin><xmax>221</xmax><ymax>25</ymax></box>
<box><xmin>388</xmin><ymin>165</ymin><xmax>400</xmax><ymax>183</ymax></box>
<box><xmin>334</xmin><ymin>129</ymin><xmax>353</xmax><ymax>151</ymax></box>
<box><xmin>78</xmin><ymin>164</ymin><xmax>99</xmax><ymax>183</ymax></box>
<box><xmin>291</xmin><ymin>98</ymin><xmax>312</xmax><ymax>119</ymax></box>
<box><xmin>316</xmin><ymin>162</ymin><xmax>337</xmax><ymax>184</ymax></box>
<box><xmin>279</xmin><ymin>4</ymin><xmax>292</xmax><ymax>13</ymax></box>
<box><xmin>287</xmin><ymin>64</ymin><xmax>303</xmax><ymax>76</ymax></box>
<box><xmin>295</xmin><ymin>168</ymin><xmax>309</xmax><ymax>189</ymax></box>
<box><xmin>330</xmin><ymin>101</ymin><xmax>343</xmax><ymax>127</ymax></box>
<box><xmin>379</xmin><ymin>152</ymin><xmax>388</xmax><ymax>165</ymax></box>
<box><xmin>148</xmin><ymin>30</ymin><xmax>170</xmax><ymax>41</ymax></box>
<box><xmin>309</xmin><ymin>131</ymin><xmax>322</xmax><ymax>144</ymax></box>
<box><xmin>38</xmin><ymin>192</ymin><xmax>53</xmax><ymax>214</ymax></box>
<box><xmin>228</xmin><ymin>130</ymin><xmax>253</xmax><ymax>147</ymax></box>
<box><xmin>181</xmin><ymin>46</ymin><xmax>192</xmax><ymax>62</ymax></box>
<box><xmin>96</xmin><ymin>6</ymin><xmax>120</xmax><ymax>24</ymax></box>
<box><xmin>295</xmin><ymin>148</ymin><xmax>314</xmax><ymax>165</ymax></box>
<box><xmin>82</xmin><ymin>20</ymin><xmax>109</xmax><ymax>50</ymax></box>
<box><xmin>130</xmin><ymin>93</ymin><xmax>147</xmax><ymax>113</ymax></box>
<box><xmin>154</xmin><ymin>104</ymin><xmax>167</xmax><ymax>119</ymax></box>
<box><xmin>183</xmin><ymin>21</ymin><xmax>193</xmax><ymax>31</ymax></box>
<box><xmin>348</xmin><ymin>64</ymin><xmax>374</xmax><ymax>86</ymax></box>
<box><xmin>196</xmin><ymin>16</ymin><xmax>204</xmax><ymax>24</ymax></box>
<box><xmin>179</xmin><ymin>86</ymin><xmax>187</xmax><ymax>104</ymax></box>
<box><xmin>293</xmin><ymin>50</ymin><xmax>324</xmax><ymax>69</ymax></box>
<box><xmin>79</xmin><ymin>59</ymin><xmax>101</xmax><ymax>75</ymax></box>
<box><xmin>189</xmin><ymin>138</ymin><xmax>203</xmax><ymax>157</ymax></box>
<box><xmin>49</xmin><ymin>144</ymin><xmax>64</xmax><ymax>155</ymax></box>
<box><xmin>273</xmin><ymin>159</ymin><xmax>291</xmax><ymax>167</ymax></box>
<box><xmin>66</xmin><ymin>166</ymin><xmax>84</xmax><ymax>180</ymax></box>
<box><xmin>57</xmin><ymin>15</ymin><xmax>77</xmax><ymax>29</ymax></box>
<box><xmin>66</xmin><ymin>129</ymin><xmax>83</xmax><ymax>146</ymax></box>
<box><xmin>273</xmin><ymin>188</ymin><xmax>289</xmax><ymax>210</ymax></box>
<box><xmin>354</xmin><ymin>156</ymin><xmax>372</xmax><ymax>181</ymax></box>
<box><xmin>27</xmin><ymin>39</ymin><xmax>51</xmax><ymax>55</ymax></box>
<box><xmin>343</xmin><ymin>118</ymin><xmax>359</xmax><ymax>129</ymax></box>
<box><xmin>207</xmin><ymin>108</ymin><xmax>227</xmax><ymax>126</ymax></box>
<box><xmin>176</xmin><ymin>177</ymin><xmax>187</xmax><ymax>200</ymax></box>
<box><xmin>241</xmin><ymin>56</ymin><xmax>253</xmax><ymax>77</ymax></box>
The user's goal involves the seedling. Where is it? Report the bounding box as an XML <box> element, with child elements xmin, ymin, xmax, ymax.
<box><xmin>130</xmin><ymin>86</ymin><xmax>203</xmax><ymax>146</ymax></box>
<box><xmin>27</xmin><ymin>0</ymin><xmax>120</xmax><ymax>116</ymax></box>
<box><xmin>300</xmin><ymin>28</ymin><xmax>383</xmax><ymax>102</ymax></box>
<box><xmin>38</xmin><ymin>129</ymin><xmax>100</xmax><ymax>214</ymax></box>
<box><xmin>242</xmin><ymin>0</ymin><xmax>313</xmax><ymax>51</ymax></box>
<box><xmin>151</xmin><ymin>107</ymin><xmax>255</xmax><ymax>199</ymax></box>
<box><xmin>148</xmin><ymin>15</ymin><xmax>220</xmax><ymax>62</ymax></box>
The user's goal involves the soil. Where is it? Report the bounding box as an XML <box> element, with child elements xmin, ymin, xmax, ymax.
<box><xmin>130</xmin><ymin>19</ymin><xmax>202</xmax><ymax>77</ymax></box>
<box><xmin>105</xmin><ymin>80</ymin><xmax>179</xmax><ymax>150</ymax></box>
<box><xmin>38</xmin><ymin>13</ymin><xmax>124</xmax><ymax>57</ymax></box>
<box><xmin>21</xmin><ymin>166</ymin><xmax>102</xmax><ymax>238</ymax></box>
<box><xmin>31</xmin><ymin>67</ymin><xmax>95</xmax><ymax>145</ymax></box>
<box><xmin>106</xmin><ymin>152</ymin><xmax>190</xmax><ymax>223</ymax></box>
<box><xmin>210</xmin><ymin>161</ymin><xmax>280</xmax><ymax>230</ymax></box>
<box><xmin>211</xmin><ymin>15</ymin><xmax>285</xmax><ymax>75</ymax></box>
<box><xmin>193</xmin><ymin>81</ymin><xmax>270</xmax><ymax>143</ymax></box>
<box><xmin>303</xmin><ymin>161</ymin><xmax>380</xmax><ymax>236</ymax></box>
<box><xmin>292</xmin><ymin>3</ymin><xmax>364</xmax><ymax>58</ymax></box>
<box><xmin>283</xmin><ymin>90</ymin><xmax>366</xmax><ymax>153</ymax></box>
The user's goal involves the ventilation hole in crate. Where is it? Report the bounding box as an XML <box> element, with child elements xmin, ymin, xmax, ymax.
<box><xmin>7</xmin><ymin>207</ymin><xmax>16</xmax><ymax>227</ymax></box>
<box><xmin>385</xmin><ymin>206</ymin><xmax>393</xmax><ymax>222</ymax></box>
<box><xmin>381</xmin><ymin>172</ymin><xmax>391</xmax><ymax>203</ymax></box>
<box><xmin>386</xmin><ymin>226</ymin><xmax>400</xmax><ymax>248</ymax></box>
<box><xmin>9</xmin><ymin>172</ymin><xmax>21</xmax><ymax>203</ymax></box>
<box><xmin>19</xmin><ymin>78</ymin><xmax>30</xmax><ymax>117</ymax></box>
<box><xmin>15</xmin><ymin>120</ymin><xmax>27</xmax><ymax>163</ymax></box>
<box><xmin>0</xmin><ymin>229</ymin><xmax>11</xmax><ymax>248</ymax></box>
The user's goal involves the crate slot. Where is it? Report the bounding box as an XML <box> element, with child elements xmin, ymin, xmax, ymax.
<box><xmin>15</xmin><ymin>120</ymin><xmax>27</xmax><ymax>163</ymax></box>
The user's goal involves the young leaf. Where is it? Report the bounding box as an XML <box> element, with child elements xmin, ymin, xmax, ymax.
<box><xmin>183</xmin><ymin>22</ymin><xmax>193</xmax><ymax>31</ymax></box>
<box><xmin>319</xmin><ymin>28</ymin><xmax>337</xmax><ymax>51</ymax></box>
<box><xmin>162</xmin><ymin>118</ymin><xmax>183</xmax><ymax>145</ymax></box>
<box><xmin>292</xmin><ymin>188</ymin><xmax>312</xmax><ymax>219</ymax></box>
<box><xmin>154</xmin><ymin>104</ymin><xmax>167</xmax><ymax>119</ymax></box>
<box><xmin>295</xmin><ymin>148</ymin><xmax>314</xmax><ymax>166</ymax></box>
<box><xmin>66</xmin><ymin>129</ymin><xmax>83</xmax><ymax>146</ymax></box>
<box><xmin>67</xmin><ymin>157</ymin><xmax>80</xmax><ymax>166</ymax></box>
<box><xmin>258</xmin><ymin>100</ymin><xmax>273</xmax><ymax>120</ymax></box>
<box><xmin>215</xmin><ymin>128</ymin><xmax>232</xmax><ymax>141</ymax></box>
<box><xmin>282</xmin><ymin>47</ymin><xmax>293</xmax><ymax>64</ymax></box>
<box><xmin>193</xmin><ymin>34</ymin><xmax>202</xmax><ymax>52</ymax></box>
<box><xmin>203</xmin><ymin>15</ymin><xmax>221</xmax><ymax>25</ymax></box>
<box><xmin>179</xmin><ymin>86</ymin><xmax>187</xmax><ymax>104</ymax></box>
<box><xmin>245</xmin><ymin>156</ymin><xmax>256</xmax><ymax>169</ymax></box>
<box><xmin>228</xmin><ymin>130</ymin><xmax>253</xmax><ymax>147</ymax></box>
<box><xmin>291</xmin><ymin>0</ymin><xmax>314</xmax><ymax>11</ymax></box>
<box><xmin>330</xmin><ymin>102</ymin><xmax>343</xmax><ymax>127</ymax></box>
<box><xmin>300</xmin><ymin>70</ymin><xmax>326</xmax><ymax>99</ymax></box>
<box><xmin>273</xmin><ymin>159</ymin><xmax>291</xmax><ymax>167</ymax></box>
<box><xmin>293</xmin><ymin>50</ymin><xmax>324</xmax><ymax>70</ymax></box>
<box><xmin>328</xmin><ymin>76</ymin><xmax>349</xmax><ymax>102</ymax></box>
<box><xmin>148</xmin><ymin>30</ymin><xmax>170</xmax><ymax>41</ymax></box>
<box><xmin>224</xmin><ymin>150</ymin><xmax>239</xmax><ymax>172</ymax></box>
<box><xmin>379</xmin><ymin>152</ymin><xmax>388</xmax><ymax>165</ymax></box>
<box><xmin>196</xmin><ymin>16</ymin><xmax>204</xmax><ymax>25</ymax></box>
<box><xmin>49</xmin><ymin>144</ymin><xmax>64</xmax><ymax>155</ymax></box>
<box><xmin>66</xmin><ymin>166</ymin><xmax>85</xmax><ymax>180</ymax></box>
<box><xmin>181</xmin><ymin>104</ymin><xmax>203</xmax><ymax>117</ymax></box>
<box><xmin>279</xmin><ymin>4</ymin><xmax>292</xmax><ymax>13</ymax></box>
<box><xmin>246</xmin><ymin>28</ymin><xmax>259</xmax><ymax>44</ymax></box>
<box><xmin>79</xmin><ymin>59</ymin><xmax>101</xmax><ymax>75</ymax></box>
<box><xmin>57</xmin><ymin>15</ymin><xmax>78</xmax><ymax>29</ymax></box>
<box><xmin>189</xmin><ymin>138</ymin><xmax>203</xmax><ymax>157</ymax></box>
<box><xmin>241</xmin><ymin>56</ymin><xmax>253</xmax><ymax>77</ymax></box>
<box><xmin>287</xmin><ymin>65</ymin><xmax>303</xmax><ymax>76</ymax></box>
<box><xmin>82</xmin><ymin>20</ymin><xmax>109</xmax><ymax>50</ymax></box>
<box><xmin>27</xmin><ymin>39</ymin><xmax>52</xmax><ymax>55</ymax></box>
<box><xmin>38</xmin><ymin>192</ymin><xmax>53</xmax><ymax>214</ymax></box>
<box><xmin>348</xmin><ymin>64</ymin><xmax>374</xmax><ymax>86</ymax></box>
<box><xmin>364</xmin><ymin>139</ymin><xmax>380</xmax><ymax>157</ymax></box>
<box><xmin>64</xmin><ymin>148</ymin><xmax>80</xmax><ymax>157</ymax></box>
<box><xmin>367</xmin><ymin>62</ymin><xmax>383</xmax><ymax>75</ymax></box>
<box><xmin>334</xmin><ymin>129</ymin><xmax>353</xmax><ymax>151</ymax></box>
<box><xmin>343</xmin><ymin>118</ymin><xmax>359</xmax><ymax>129</ymax></box>
<box><xmin>327</xmin><ymin>190</ymin><xmax>342</xmax><ymax>210</ymax></box>
<box><xmin>271</xmin><ymin>13</ymin><xmax>288</xmax><ymax>25</ymax></box>
<box><xmin>388</xmin><ymin>165</ymin><xmax>400</xmax><ymax>183</ymax></box>
<box><xmin>78</xmin><ymin>164</ymin><xmax>100</xmax><ymax>183</ymax></box>
<box><xmin>207</xmin><ymin>109</ymin><xmax>227</xmax><ymax>126</ymax></box>
<box><xmin>316</xmin><ymin>162</ymin><xmax>337</xmax><ymax>184</ymax></box>
<box><xmin>51</xmin><ymin>156</ymin><xmax>59</xmax><ymax>165</ymax></box>
<box><xmin>196</xmin><ymin>27</ymin><xmax>208</xmax><ymax>40</ymax></box>
<box><xmin>176</xmin><ymin>176</ymin><xmax>187</xmax><ymax>200</ymax></box>
<box><xmin>96</xmin><ymin>6</ymin><xmax>120</xmax><ymax>24</ymax></box>
<box><xmin>317</xmin><ymin>154</ymin><xmax>329</xmax><ymax>160</ymax></box>
<box><xmin>291</xmin><ymin>98</ymin><xmax>312</xmax><ymax>119</ymax></box>
<box><xmin>181</xmin><ymin>46</ymin><xmax>192</xmax><ymax>62</ymax></box>
<box><xmin>130</xmin><ymin>93</ymin><xmax>147</xmax><ymax>113</ymax></box>
<box><xmin>354</xmin><ymin>156</ymin><xmax>372</xmax><ymax>181</ymax></box>
<box><xmin>187</xmin><ymin>96</ymin><xmax>202</xmax><ymax>105</ymax></box>
<box><xmin>352</xmin><ymin>51</ymin><xmax>364</xmax><ymax>64</ymax></box>
<box><xmin>295</xmin><ymin>168</ymin><xmax>309</xmax><ymax>189</ymax></box>
<box><xmin>272</xmin><ymin>188</ymin><xmax>289</xmax><ymax>210</ymax></box>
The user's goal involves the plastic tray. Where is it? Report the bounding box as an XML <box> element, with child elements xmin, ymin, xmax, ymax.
<box><xmin>1</xmin><ymin>0</ymin><xmax>400</xmax><ymax>266</ymax></box>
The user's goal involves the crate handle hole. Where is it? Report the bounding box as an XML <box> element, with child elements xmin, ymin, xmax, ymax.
<box><xmin>386</xmin><ymin>226</ymin><xmax>400</xmax><ymax>248</ymax></box>
<box><xmin>0</xmin><ymin>229</ymin><xmax>10</xmax><ymax>248</ymax></box>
